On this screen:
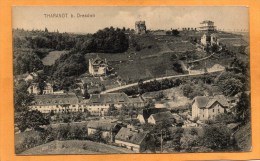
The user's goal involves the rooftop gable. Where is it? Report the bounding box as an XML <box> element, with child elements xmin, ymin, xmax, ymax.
<box><xmin>192</xmin><ymin>95</ymin><xmax>229</xmax><ymax>109</ymax></box>
<box><xmin>115</xmin><ymin>127</ymin><xmax>148</xmax><ymax>145</ymax></box>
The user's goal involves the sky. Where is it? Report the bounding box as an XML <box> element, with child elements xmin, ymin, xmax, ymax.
<box><xmin>12</xmin><ymin>6</ymin><xmax>249</xmax><ymax>33</ymax></box>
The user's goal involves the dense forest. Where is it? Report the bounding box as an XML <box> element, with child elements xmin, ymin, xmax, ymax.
<box><xmin>13</xmin><ymin>27</ymin><xmax>130</xmax><ymax>75</ymax></box>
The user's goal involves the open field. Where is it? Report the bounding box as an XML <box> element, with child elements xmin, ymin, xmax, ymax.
<box><xmin>42</xmin><ymin>50</ymin><xmax>69</xmax><ymax>66</ymax></box>
<box><xmin>19</xmin><ymin>140</ymin><xmax>135</xmax><ymax>155</ymax></box>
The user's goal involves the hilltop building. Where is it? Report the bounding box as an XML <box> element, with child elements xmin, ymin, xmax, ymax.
<box><xmin>201</xmin><ymin>33</ymin><xmax>219</xmax><ymax>46</ymax></box>
<box><xmin>89</xmin><ymin>55</ymin><xmax>107</xmax><ymax>76</ymax></box>
<box><xmin>198</xmin><ymin>20</ymin><xmax>216</xmax><ymax>32</ymax></box>
<box><xmin>135</xmin><ymin>21</ymin><xmax>146</xmax><ymax>34</ymax></box>
<box><xmin>192</xmin><ymin>95</ymin><xmax>229</xmax><ymax>120</ymax></box>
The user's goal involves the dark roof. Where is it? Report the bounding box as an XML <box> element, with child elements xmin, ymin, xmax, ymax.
<box><xmin>140</xmin><ymin>108</ymin><xmax>169</xmax><ymax>122</ymax></box>
<box><xmin>87</xmin><ymin>120</ymin><xmax>118</xmax><ymax>131</ymax></box>
<box><xmin>192</xmin><ymin>95</ymin><xmax>229</xmax><ymax>109</ymax></box>
<box><xmin>129</xmin><ymin>97</ymin><xmax>144</xmax><ymax>103</ymax></box>
<box><xmin>149</xmin><ymin>111</ymin><xmax>174</xmax><ymax>122</ymax></box>
<box><xmin>90</xmin><ymin>55</ymin><xmax>106</xmax><ymax>66</ymax></box>
<box><xmin>33</xmin><ymin>93</ymin><xmax>78</xmax><ymax>105</ymax></box>
<box><xmin>88</xmin><ymin>93</ymin><xmax>131</xmax><ymax>105</ymax></box>
<box><xmin>115</xmin><ymin>127</ymin><xmax>148</xmax><ymax>145</ymax></box>
<box><xmin>200</xmin><ymin>20</ymin><xmax>214</xmax><ymax>24</ymax></box>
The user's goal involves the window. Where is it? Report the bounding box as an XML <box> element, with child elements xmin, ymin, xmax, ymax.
<box><xmin>213</xmin><ymin>109</ymin><xmax>214</xmax><ymax>112</ymax></box>
<box><xmin>218</xmin><ymin>109</ymin><xmax>220</xmax><ymax>113</ymax></box>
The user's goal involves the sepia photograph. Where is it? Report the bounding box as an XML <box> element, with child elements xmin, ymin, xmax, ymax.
<box><xmin>12</xmin><ymin>6</ymin><xmax>251</xmax><ymax>155</ymax></box>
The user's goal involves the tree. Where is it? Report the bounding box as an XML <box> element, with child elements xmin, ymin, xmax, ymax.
<box><xmin>16</xmin><ymin>110</ymin><xmax>50</xmax><ymax>132</ymax></box>
<box><xmin>215</xmin><ymin>113</ymin><xmax>236</xmax><ymax>124</ymax></box>
<box><xmin>235</xmin><ymin>92</ymin><xmax>250</xmax><ymax>123</ymax></box>
<box><xmin>172</xmin><ymin>61</ymin><xmax>183</xmax><ymax>73</ymax></box>
<box><xmin>216</xmin><ymin>72</ymin><xmax>244</xmax><ymax>96</ymax></box>
<box><xmin>182</xmin><ymin>83</ymin><xmax>193</xmax><ymax>99</ymax></box>
<box><xmin>83</xmin><ymin>89</ymin><xmax>90</xmax><ymax>99</ymax></box>
<box><xmin>219</xmin><ymin>78</ymin><xmax>243</xmax><ymax>96</ymax></box>
<box><xmin>172</xmin><ymin>29</ymin><xmax>180</xmax><ymax>36</ymax></box>
<box><xmin>14</xmin><ymin>52</ymin><xmax>44</xmax><ymax>75</ymax></box>
<box><xmin>14</xmin><ymin>81</ymin><xmax>34</xmax><ymax>112</ymax></box>
<box><xmin>180</xmin><ymin>133</ymin><xmax>199</xmax><ymax>152</ymax></box>
<box><xmin>199</xmin><ymin>124</ymin><xmax>233</xmax><ymax>151</ymax></box>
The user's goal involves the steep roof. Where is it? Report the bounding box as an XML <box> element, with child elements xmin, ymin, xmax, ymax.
<box><xmin>87</xmin><ymin>120</ymin><xmax>118</xmax><ymax>131</ymax></box>
<box><xmin>149</xmin><ymin>111</ymin><xmax>174</xmax><ymax>122</ymax></box>
<box><xmin>140</xmin><ymin>108</ymin><xmax>169</xmax><ymax>122</ymax></box>
<box><xmin>192</xmin><ymin>95</ymin><xmax>229</xmax><ymax>109</ymax></box>
<box><xmin>129</xmin><ymin>97</ymin><xmax>144</xmax><ymax>103</ymax></box>
<box><xmin>115</xmin><ymin>127</ymin><xmax>148</xmax><ymax>145</ymax></box>
<box><xmin>88</xmin><ymin>93</ymin><xmax>131</xmax><ymax>105</ymax></box>
<box><xmin>33</xmin><ymin>93</ymin><xmax>78</xmax><ymax>105</ymax></box>
<box><xmin>90</xmin><ymin>55</ymin><xmax>106</xmax><ymax>65</ymax></box>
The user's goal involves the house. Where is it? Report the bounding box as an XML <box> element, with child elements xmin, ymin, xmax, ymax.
<box><xmin>115</xmin><ymin>127</ymin><xmax>149</xmax><ymax>152</ymax></box>
<box><xmin>24</xmin><ymin>72</ymin><xmax>38</xmax><ymax>82</ymax></box>
<box><xmin>198</xmin><ymin>20</ymin><xmax>216</xmax><ymax>32</ymax></box>
<box><xmin>135</xmin><ymin>21</ymin><xmax>146</xmax><ymax>34</ymax></box>
<box><xmin>85</xmin><ymin>92</ymin><xmax>144</xmax><ymax>116</ymax></box>
<box><xmin>89</xmin><ymin>55</ymin><xmax>107</xmax><ymax>76</ymax></box>
<box><xmin>86</xmin><ymin>92</ymin><xmax>132</xmax><ymax>115</ymax></box>
<box><xmin>42</xmin><ymin>83</ymin><xmax>53</xmax><ymax>94</ymax></box>
<box><xmin>147</xmin><ymin>111</ymin><xmax>175</xmax><ymax>125</ymax></box>
<box><xmin>27</xmin><ymin>82</ymin><xmax>54</xmax><ymax>95</ymax></box>
<box><xmin>201</xmin><ymin>33</ymin><xmax>219</xmax><ymax>46</ymax></box>
<box><xmin>29</xmin><ymin>93</ymin><xmax>79</xmax><ymax>113</ymax></box>
<box><xmin>210</xmin><ymin>33</ymin><xmax>219</xmax><ymax>46</ymax></box>
<box><xmin>137</xmin><ymin>108</ymin><xmax>169</xmax><ymax>124</ymax></box>
<box><xmin>27</xmin><ymin>83</ymin><xmax>40</xmax><ymax>95</ymax></box>
<box><xmin>87</xmin><ymin>120</ymin><xmax>121</xmax><ymax>142</ymax></box>
<box><xmin>191</xmin><ymin>95</ymin><xmax>229</xmax><ymax>120</ymax></box>
<box><xmin>128</xmin><ymin>96</ymin><xmax>145</xmax><ymax>108</ymax></box>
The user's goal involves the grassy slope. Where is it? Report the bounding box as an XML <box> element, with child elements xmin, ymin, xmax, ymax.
<box><xmin>19</xmin><ymin>140</ymin><xmax>135</xmax><ymax>155</ymax></box>
<box><xmin>42</xmin><ymin>50</ymin><xmax>69</xmax><ymax>66</ymax></box>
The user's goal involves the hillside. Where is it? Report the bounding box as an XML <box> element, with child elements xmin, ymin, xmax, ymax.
<box><xmin>19</xmin><ymin>140</ymin><xmax>135</xmax><ymax>155</ymax></box>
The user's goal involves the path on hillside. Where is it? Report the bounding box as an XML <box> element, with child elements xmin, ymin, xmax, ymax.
<box><xmin>187</xmin><ymin>46</ymin><xmax>222</xmax><ymax>64</ymax></box>
<box><xmin>101</xmin><ymin>69</ymin><xmax>224</xmax><ymax>94</ymax></box>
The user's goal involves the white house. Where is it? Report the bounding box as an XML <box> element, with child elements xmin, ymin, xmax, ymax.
<box><xmin>191</xmin><ymin>95</ymin><xmax>229</xmax><ymax>120</ymax></box>
<box><xmin>89</xmin><ymin>55</ymin><xmax>107</xmax><ymax>76</ymax></box>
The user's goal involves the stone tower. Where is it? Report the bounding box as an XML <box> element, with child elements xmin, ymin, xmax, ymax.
<box><xmin>135</xmin><ymin>21</ymin><xmax>146</xmax><ymax>34</ymax></box>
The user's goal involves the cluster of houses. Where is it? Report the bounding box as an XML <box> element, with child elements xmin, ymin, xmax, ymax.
<box><xmin>83</xmin><ymin>93</ymin><xmax>237</xmax><ymax>152</ymax></box>
<box><xmin>29</xmin><ymin>92</ymin><xmax>145</xmax><ymax>115</ymax></box>
<box><xmin>86</xmin><ymin>119</ymin><xmax>151</xmax><ymax>152</ymax></box>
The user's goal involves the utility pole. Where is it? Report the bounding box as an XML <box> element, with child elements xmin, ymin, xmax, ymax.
<box><xmin>161</xmin><ymin>129</ymin><xmax>163</xmax><ymax>153</ymax></box>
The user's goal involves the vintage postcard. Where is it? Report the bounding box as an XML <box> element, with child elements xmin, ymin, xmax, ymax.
<box><xmin>11</xmin><ymin>6</ymin><xmax>252</xmax><ymax>155</ymax></box>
